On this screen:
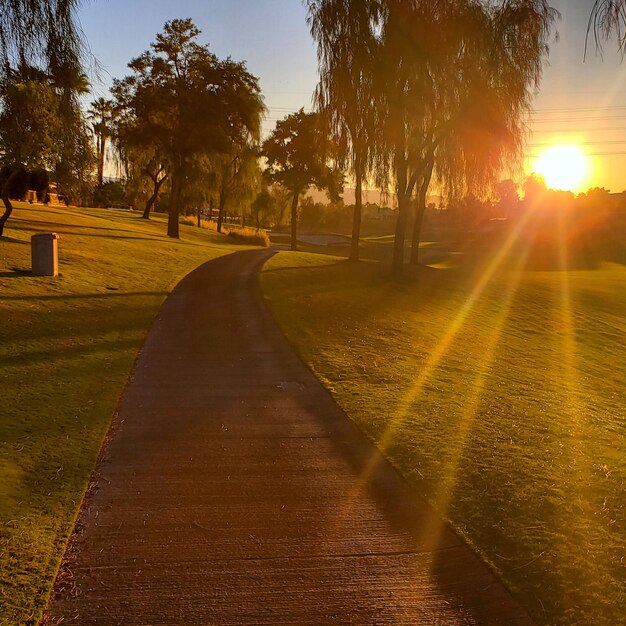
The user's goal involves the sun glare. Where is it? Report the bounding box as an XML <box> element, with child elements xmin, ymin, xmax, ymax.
<box><xmin>533</xmin><ymin>145</ymin><xmax>589</xmax><ymax>192</ymax></box>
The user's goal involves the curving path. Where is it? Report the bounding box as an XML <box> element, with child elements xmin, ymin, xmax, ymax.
<box><xmin>46</xmin><ymin>249</ymin><xmax>533</xmax><ymax>625</ymax></box>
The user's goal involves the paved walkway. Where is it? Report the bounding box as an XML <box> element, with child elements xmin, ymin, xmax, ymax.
<box><xmin>46</xmin><ymin>250</ymin><xmax>533</xmax><ymax>625</ymax></box>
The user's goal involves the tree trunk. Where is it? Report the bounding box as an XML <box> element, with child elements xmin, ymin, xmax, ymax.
<box><xmin>97</xmin><ymin>136</ymin><xmax>106</xmax><ymax>188</ymax></box>
<box><xmin>410</xmin><ymin>160</ymin><xmax>434</xmax><ymax>266</ymax></box>
<box><xmin>350</xmin><ymin>164</ymin><xmax>363</xmax><ymax>262</ymax></box>
<box><xmin>197</xmin><ymin>206</ymin><xmax>201</xmax><ymax>228</ymax></box>
<box><xmin>410</xmin><ymin>199</ymin><xmax>425</xmax><ymax>266</ymax></box>
<box><xmin>143</xmin><ymin>174</ymin><xmax>166</xmax><ymax>220</ymax></box>
<box><xmin>392</xmin><ymin>151</ymin><xmax>410</xmax><ymax>276</ymax></box>
<box><xmin>167</xmin><ymin>172</ymin><xmax>180</xmax><ymax>239</ymax></box>
<box><xmin>217</xmin><ymin>196</ymin><xmax>226</xmax><ymax>233</ymax></box>
<box><xmin>290</xmin><ymin>192</ymin><xmax>299</xmax><ymax>251</ymax></box>
<box><xmin>217</xmin><ymin>187</ymin><xmax>227</xmax><ymax>233</ymax></box>
<box><xmin>393</xmin><ymin>193</ymin><xmax>410</xmax><ymax>276</ymax></box>
<box><xmin>0</xmin><ymin>169</ymin><xmax>20</xmax><ymax>237</ymax></box>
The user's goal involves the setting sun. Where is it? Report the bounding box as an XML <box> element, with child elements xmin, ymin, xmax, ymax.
<box><xmin>533</xmin><ymin>145</ymin><xmax>589</xmax><ymax>192</ymax></box>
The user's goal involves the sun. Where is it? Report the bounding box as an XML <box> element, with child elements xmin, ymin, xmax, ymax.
<box><xmin>533</xmin><ymin>145</ymin><xmax>589</xmax><ymax>192</ymax></box>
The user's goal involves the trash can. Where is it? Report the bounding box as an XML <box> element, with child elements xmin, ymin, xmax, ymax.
<box><xmin>31</xmin><ymin>232</ymin><xmax>59</xmax><ymax>277</ymax></box>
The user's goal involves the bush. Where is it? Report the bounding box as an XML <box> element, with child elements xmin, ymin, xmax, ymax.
<box><xmin>227</xmin><ymin>226</ymin><xmax>269</xmax><ymax>247</ymax></box>
<box><xmin>179</xmin><ymin>215</ymin><xmax>218</xmax><ymax>231</ymax></box>
<box><xmin>179</xmin><ymin>215</ymin><xmax>269</xmax><ymax>247</ymax></box>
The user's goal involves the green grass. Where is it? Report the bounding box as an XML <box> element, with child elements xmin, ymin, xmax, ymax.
<box><xmin>0</xmin><ymin>203</ymin><xmax>251</xmax><ymax>625</ymax></box>
<box><xmin>261</xmin><ymin>249</ymin><xmax>626</xmax><ymax>626</ymax></box>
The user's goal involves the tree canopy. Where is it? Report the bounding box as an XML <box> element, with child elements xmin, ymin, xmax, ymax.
<box><xmin>112</xmin><ymin>18</ymin><xmax>265</xmax><ymax>238</ymax></box>
<box><xmin>263</xmin><ymin>109</ymin><xmax>343</xmax><ymax>250</ymax></box>
<box><xmin>307</xmin><ymin>0</ymin><xmax>558</xmax><ymax>274</ymax></box>
<box><xmin>307</xmin><ymin>0</ymin><xmax>382</xmax><ymax>261</ymax></box>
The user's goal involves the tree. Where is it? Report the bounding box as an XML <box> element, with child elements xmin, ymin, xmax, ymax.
<box><xmin>0</xmin><ymin>0</ymin><xmax>87</xmax><ymax>235</ymax></box>
<box><xmin>112</xmin><ymin>19</ymin><xmax>264</xmax><ymax>238</ymax></box>
<box><xmin>307</xmin><ymin>0</ymin><xmax>381</xmax><ymax>261</ymax></box>
<box><xmin>263</xmin><ymin>109</ymin><xmax>343</xmax><ymax>251</ymax></box>
<box><xmin>588</xmin><ymin>0</ymin><xmax>626</xmax><ymax>52</ymax></box>
<box><xmin>87</xmin><ymin>97</ymin><xmax>114</xmax><ymax>189</ymax></box>
<box><xmin>0</xmin><ymin>1</ymin><xmax>84</xmax><ymax>84</ymax></box>
<box><xmin>0</xmin><ymin>63</ymin><xmax>94</xmax><ymax>233</ymax></box>
<box><xmin>250</xmin><ymin>189</ymin><xmax>278</xmax><ymax>229</ymax></box>
<box><xmin>371</xmin><ymin>0</ymin><xmax>558</xmax><ymax>274</ymax></box>
<box><xmin>141</xmin><ymin>160</ymin><xmax>169</xmax><ymax>219</ymax></box>
<box><xmin>495</xmin><ymin>179</ymin><xmax>520</xmax><ymax>218</ymax></box>
<box><xmin>215</xmin><ymin>145</ymin><xmax>262</xmax><ymax>233</ymax></box>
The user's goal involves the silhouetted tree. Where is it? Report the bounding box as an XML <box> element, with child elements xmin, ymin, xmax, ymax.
<box><xmin>0</xmin><ymin>0</ymin><xmax>86</xmax><ymax>235</ymax></box>
<box><xmin>0</xmin><ymin>63</ymin><xmax>94</xmax><ymax>233</ymax></box>
<box><xmin>495</xmin><ymin>179</ymin><xmax>520</xmax><ymax>217</ymax></box>
<box><xmin>251</xmin><ymin>189</ymin><xmax>278</xmax><ymax>229</ymax></box>
<box><xmin>112</xmin><ymin>19</ymin><xmax>264</xmax><ymax>238</ymax></box>
<box><xmin>588</xmin><ymin>0</ymin><xmax>626</xmax><ymax>52</ymax></box>
<box><xmin>307</xmin><ymin>0</ymin><xmax>382</xmax><ymax>261</ymax></box>
<box><xmin>88</xmin><ymin>97</ymin><xmax>113</xmax><ymax>189</ymax></box>
<box><xmin>263</xmin><ymin>109</ymin><xmax>343</xmax><ymax>251</ymax></box>
<box><xmin>376</xmin><ymin>0</ymin><xmax>558</xmax><ymax>274</ymax></box>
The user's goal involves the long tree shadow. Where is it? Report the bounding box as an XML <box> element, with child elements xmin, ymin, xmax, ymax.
<box><xmin>0</xmin><ymin>267</ymin><xmax>31</xmax><ymax>278</ymax></box>
<box><xmin>2</xmin><ymin>290</ymin><xmax>168</xmax><ymax>301</ymax></box>
<box><xmin>0</xmin><ymin>236</ymin><xmax>29</xmax><ymax>245</ymax></box>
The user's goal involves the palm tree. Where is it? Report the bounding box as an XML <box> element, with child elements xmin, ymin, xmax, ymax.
<box><xmin>87</xmin><ymin>97</ymin><xmax>113</xmax><ymax>188</ymax></box>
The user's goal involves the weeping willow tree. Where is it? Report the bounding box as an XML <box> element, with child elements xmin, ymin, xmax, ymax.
<box><xmin>307</xmin><ymin>0</ymin><xmax>383</xmax><ymax>261</ymax></box>
<box><xmin>408</xmin><ymin>0</ymin><xmax>558</xmax><ymax>265</ymax></box>
<box><xmin>376</xmin><ymin>0</ymin><xmax>558</xmax><ymax>274</ymax></box>
<box><xmin>588</xmin><ymin>0</ymin><xmax>626</xmax><ymax>51</ymax></box>
<box><xmin>0</xmin><ymin>0</ymin><xmax>85</xmax><ymax>235</ymax></box>
<box><xmin>307</xmin><ymin>0</ymin><xmax>558</xmax><ymax>275</ymax></box>
<box><xmin>0</xmin><ymin>0</ymin><xmax>83</xmax><ymax>78</ymax></box>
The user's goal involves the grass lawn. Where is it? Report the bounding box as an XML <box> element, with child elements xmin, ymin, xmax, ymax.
<box><xmin>261</xmin><ymin>248</ymin><xmax>625</xmax><ymax>626</ymax></box>
<box><xmin>0</xmin><ymin>203</ymin><xmax>250</xmax><ymax>625</ymax></box>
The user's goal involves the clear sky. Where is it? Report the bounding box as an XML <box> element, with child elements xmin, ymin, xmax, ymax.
<box><xmin>78</xmin><ymin>0</ymin><xmax>626</xmax><ymax>193</ymax></box>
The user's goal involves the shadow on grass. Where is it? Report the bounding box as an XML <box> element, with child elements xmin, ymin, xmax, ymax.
<box><xmin>14</xmin><ymin>221</ymin><xmax>166</xmax><ymax>241</ymax></box>
<box><xmin>3</xmin><ymin>290</ymin><xmax>168</xmax><ymax>301</ymax></box>
<box><xmin>0</xmin><ymin>267</ymin><xmax>31</xmax><ymax>278</ymax></box>
<box><xmin>0</xmin><ymin>236</ymin><xmax>29</xmax><ymax>245</ymax></box>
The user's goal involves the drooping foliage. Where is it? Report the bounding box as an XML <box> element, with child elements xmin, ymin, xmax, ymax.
<box><xmin>307</xmin><ymin>0</ymin><xmax>383</xmax><ymax>261</ymax></box>
<box><xmin>307</xmin><ymin>0</ymin><xmax>558</xmax><ymax>274</ymax></box>
<box><xmin>588</xmin><ymin>0</ymin><xmax>626</xmax><ymax>52</ymax></box>
<box><xmin>0</xmin><ymin>0</ymin><xmax>88</xmax><ymax>235</ymax></box>
<box><xmin>0</xmin><ymin>0</ymin><xmax>84</xmax><ymax>86</ymax></box>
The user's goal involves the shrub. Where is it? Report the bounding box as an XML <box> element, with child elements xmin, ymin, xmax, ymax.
<box><xmin>179</xmin><ymin>215</ymin><xmax>269</xmax><ymax>247</ymax></box>
<box><xmin>179</xmin><ymin>215</ymin><xmax>218</xmax><ymax>231</ymax></box>
<box><xmin>228</xmin><ymin>226</ymin><xmax>269</xmax><ymax>247</ymax></box>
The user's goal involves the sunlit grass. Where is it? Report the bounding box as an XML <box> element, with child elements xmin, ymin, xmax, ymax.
<box><xmin>262</xmin><ymin>247</ymin><xmax>626</xmax><ymax>626</ymax></box>
<box><xmin>0</xmin><ymin>203</ymin><xmax>249</xmax><ymax>625</ymax></box>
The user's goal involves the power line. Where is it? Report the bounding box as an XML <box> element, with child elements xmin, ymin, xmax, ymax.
<box><xmin>528</xmin><ymin>139</ymin><xmax>626</xmax><ymax>147</ymax></box>
<box><xmin>530</xmin><ymin>105</ymin><xmax>626</xmax><ymax>114</ymax></box>
<box><xmin>530</xmin><ymin>126</ymin><xmax>626</xmax><ymax>133</ymax></box>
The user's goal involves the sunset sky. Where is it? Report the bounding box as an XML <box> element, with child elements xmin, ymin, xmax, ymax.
<box><xmin>80</xmin><ymin>0</ymin><xmax>626</xmax><ymax>193</ymax></box>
